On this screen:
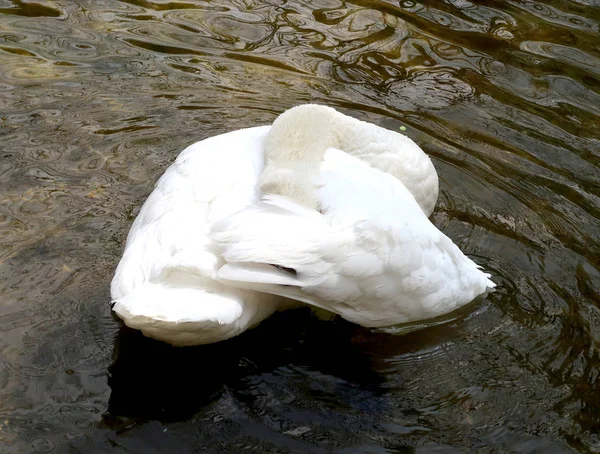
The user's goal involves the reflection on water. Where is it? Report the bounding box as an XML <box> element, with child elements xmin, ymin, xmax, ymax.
<box><xmin>0</xmin><ymin>0</ymin><xmax>599</xmax><ymax>452</ymax></box>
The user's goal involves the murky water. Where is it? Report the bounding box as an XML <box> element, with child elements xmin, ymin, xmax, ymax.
<box><xmin>1</xmin><ymin>0</ymin><xmax>599</xmax><ymax>452</ymax></box>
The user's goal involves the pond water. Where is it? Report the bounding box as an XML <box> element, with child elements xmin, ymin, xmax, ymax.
<box><xmin>1</xmin><ymin>0</ymin><xmax>600</xmax><ymax>452</ymax></box>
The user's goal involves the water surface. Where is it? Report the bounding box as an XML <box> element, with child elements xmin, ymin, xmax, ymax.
<box><xmin>1</xmin><ymin>0</ymin><xmax>600</xmax><ymax>452</ymax></box>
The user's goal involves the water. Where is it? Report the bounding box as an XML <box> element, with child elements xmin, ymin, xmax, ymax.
<box><xmin>0</xmin><ymin>0</ymin><xmax>599</xmax><ymax>452</ymax></box>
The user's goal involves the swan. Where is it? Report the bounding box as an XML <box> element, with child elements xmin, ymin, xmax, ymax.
<box><xmin>211</xmin><ymin>106</ymin><xmax>495</xmax><ymax>328</ymax></box>
<box><xmin>110</xmin><ymin>104</ymin><xmax>440</xmax><ymax>345</ymax></box>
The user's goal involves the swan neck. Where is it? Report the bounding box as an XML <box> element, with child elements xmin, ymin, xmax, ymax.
<box><xmin>264</xmin><ymin>105</ymin><xmax>343</xmax><ymax>163</ymax></box>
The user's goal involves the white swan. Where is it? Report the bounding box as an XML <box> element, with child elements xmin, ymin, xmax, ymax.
<box><xmin>211</xmin><ymin>106</ymin><xmax>495</xmax><ymax>327</ymax></box>
<box><xmin>110</xmin><ymin>104</ymin><xmax>440</xmax><ymax>345</ymax></box>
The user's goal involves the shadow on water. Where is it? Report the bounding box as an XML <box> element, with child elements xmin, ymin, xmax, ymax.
<box><xmin>102</xmin><ymin>304</ymin><xmax>574</xmax><ymax>453</ymax></box>
<box><xmin>105</xmin><ymin>309</ymin><xmax>385</xmax><ymax>422</ymax></box>
<box><xmin>102</xmin><ymin>309</ymin><xmax>393</xmax><ymax>453</ymax></box>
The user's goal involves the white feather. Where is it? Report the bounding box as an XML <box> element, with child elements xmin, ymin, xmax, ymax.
<box><xmin>212</xmin><ymin>147</ymin><xmax>495</xmax><ymax>328</ymax></box>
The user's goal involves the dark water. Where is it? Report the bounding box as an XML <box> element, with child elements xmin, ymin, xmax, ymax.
<box><xmin>1</xmin><ymin>0</ymin><xmax>599</xmax><ymax>452</ymax></box>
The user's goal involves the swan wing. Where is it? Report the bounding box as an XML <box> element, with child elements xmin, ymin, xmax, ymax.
<box><xmin>212</xmin><ymin>148</ymin><xmax>494</xmax><ymax>327</ymax></box>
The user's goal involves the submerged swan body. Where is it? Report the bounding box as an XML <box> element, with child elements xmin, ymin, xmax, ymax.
<box><xmin>110</xmin><ymin>104</ymin><xmax>438</xmax><ymax>345</ymax></box>
<box><xmin>212</xmin><ymin>106</ymin><xmax>495</xmax><ymax>327</ymax></box>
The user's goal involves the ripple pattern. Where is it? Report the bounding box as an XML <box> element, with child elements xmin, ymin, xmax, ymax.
<box><xmin>0</xmin><ymin>0</ymin><xmax>599</xmax><ymax>452</ymax></box>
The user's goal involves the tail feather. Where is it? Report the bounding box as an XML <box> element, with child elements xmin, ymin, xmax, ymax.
<box><xmin>214</xmin><ymin>265</ymin><xmax>332</xmax><ymax>313</ymax></box>
<box><xmin>217</xmin><ymin>262</ymin><xmax>302</xmax><ymax>287</ymax></box>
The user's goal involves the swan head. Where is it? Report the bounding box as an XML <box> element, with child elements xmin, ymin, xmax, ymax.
<box><xmin>261</xmin><ymin>104</ymin><xmax>342</xmax><ymax>208</ymax></box>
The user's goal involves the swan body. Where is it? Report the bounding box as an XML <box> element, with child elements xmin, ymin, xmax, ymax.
<box><xmin>110</xmin><ymin>104</ymin><xmax>443</xmax><ymax>345</ymax></box>
<box><xmin>211</xmin><ymin>109</ymin><xmax>495</xmax><ymax>327</ymax></box>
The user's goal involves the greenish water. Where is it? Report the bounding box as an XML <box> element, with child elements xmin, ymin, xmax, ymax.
<box><xmin>0</xmin><ymin>0</ymin><xmax>599</xmax><ymax>452</ymax></box>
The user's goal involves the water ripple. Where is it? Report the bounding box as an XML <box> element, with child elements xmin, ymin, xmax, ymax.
<box><xmin>1</xmin><ymin>0</ymin><xmax>599</xmax><ymax>451</ymax></box>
